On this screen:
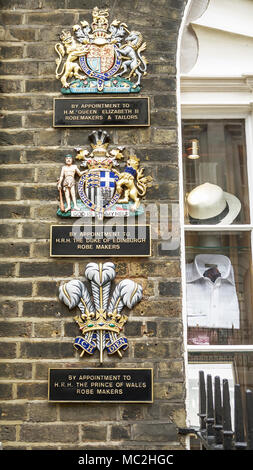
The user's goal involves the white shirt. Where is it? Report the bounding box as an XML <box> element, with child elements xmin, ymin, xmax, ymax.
<box><xmin>186</xmin><ymin>254</ymin><xmax>240</xmax><ymax>329</ymax></box>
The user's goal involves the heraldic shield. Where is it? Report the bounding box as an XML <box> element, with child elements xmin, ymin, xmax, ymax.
<box><xmin>79</xmin><ymin>43</ymin><xmax>122</xmax><ymax>92</ymax></box>
<box><xmin>78</xmin><ymin>168</ymin><xmax>120</xmax><ymax>214</ymax></box>
<box><xmin>80</xmin><ymin>43</ymin><xmax>121</xmax><ymax>74</ymax></box>
<box><xmin>85</xmin><ymin>44</ymin><xmax>116</xmax><ymax>73</ymax></box>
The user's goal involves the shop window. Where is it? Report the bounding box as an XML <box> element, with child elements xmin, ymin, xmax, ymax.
<box><xmin>182</xmin><ymin>120</ymin><xmax>250</xmax><ymax>225</ymax></box>
<box><xmin>185</xmin><ymin>230</ymin><xmax>253</xmax><ymax>346</ymax></box>
<box><xmin>188</xmin><ymin>351</ymin><xmax>253</xmax><ymax>422</ymax></box>
<box><xmin>187</xmin><ymin>361</ymin><xmax>235</xmax><ymax>428</ymax></box>
<box><xmin>182</xmin><ymin>118</ymin><xmax>253</xmax><ymax>443</ymax></box>
<box><xmin>187</xmin><ymin>351</ymin><xmax>253</xmax><ymax>448</ymax></box>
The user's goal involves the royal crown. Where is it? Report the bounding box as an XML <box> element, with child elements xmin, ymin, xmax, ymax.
<box><xmin>91</xmin><ymin>7</ymin><xmax>110</xmax><ymax>37</ymax></box>
<box><xmin>59</xmin><ymin>30</ymin><xmax>72</xmax><ymax>42</ymax></box>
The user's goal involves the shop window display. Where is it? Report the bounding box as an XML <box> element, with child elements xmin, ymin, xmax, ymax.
<box><xmin>182</xmin><ymin>119</ymin><xmax>253</xmax><ymax>448</ymax></box>
<box><xmin>185</xmin><ymin>230</ymin><xmax>253</xmax><ymax>345</ymax></box>
<box><xmin>182</xmin><ymin>119</ymin><xmax>250</xmax><ymax>226</ymax></box>
<box><xmin>182</xmin><ymin>119</ymin><xmax>253</xmax><ymax>347</ymax></box>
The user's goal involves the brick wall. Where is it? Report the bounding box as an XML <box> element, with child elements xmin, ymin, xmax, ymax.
<box><xmin>0</xmin><ymin>0</ymin><xmax>187</xmax><ymax>450</ymax></box>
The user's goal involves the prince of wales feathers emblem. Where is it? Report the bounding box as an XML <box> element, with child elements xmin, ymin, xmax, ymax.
<box><xmin>57</xmin><ymin>129</ymin><xmax>153</xmax><ymax>218</ymax></box>
<box><xmin>55</xmin><ymin>6</ymin><xmax>148</xmax><ymax>93</ymax></box>
<box><xmin>59</xmin><ymin>262</ymin><xmax>143</xmax><ymax>363</ymax></box>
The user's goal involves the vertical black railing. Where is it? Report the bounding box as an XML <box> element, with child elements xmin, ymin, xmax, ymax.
<box><xmin>206</xmin><ymin>374</ymin><xmax>215</xmax><ymax>447</ymax></box>
<box><xmin>246</xmin><ymin>389</ymin><xmax>253</xmax><ymax>450</ymax></box>
<box><xmin>178</xmin><ymin>371</ymin><xmax>253</xmax><ymax>450</ymax></box>
<box><xmin>234</xmin><ymin>384</ymin><xmax>247</xmax><ymax>450</ymax></box>
<box><xmin>222</xmin><ymin>378</ymin><xmax>234</xmax><ymax>450</ymax></box>
<box><xmin>213</xmin><ymin>376</ymin><xmax>223</xmax><ymax>449</ymax></box>
<box><xmin>198</xmin><ymin>370</ymin><xmax>206</xmax><ymax>433</ymax></box>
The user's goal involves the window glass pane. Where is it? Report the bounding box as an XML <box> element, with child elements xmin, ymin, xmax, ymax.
<box><xmin>187</xmin><ymin>362</ymin><xmax>235</xmax><ymax>428</ymax></box>
<box><xmin>182</xmin><ymin>119</ymin><xmax>250</xmax><ymax>225</ymax></box>
<box><xmin>187</xmin><ymin>351</ymin><xmax>253</xmax><ymax>449</ymax></box>
<box><xmin>185</xmin><ymin>231</ymin><xmax>253</xmax><ymax>345</ymax></box>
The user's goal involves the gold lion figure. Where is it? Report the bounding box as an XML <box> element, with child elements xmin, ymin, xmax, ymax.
<box><xmin>116</xmin><ymin>155</ymin><xmax>153</xmax><ymax>211</ymax></box>
<box><xmin>55</xmin><ymin>30</ymin><xmax>89</xmax><ymax>88</ymax></box>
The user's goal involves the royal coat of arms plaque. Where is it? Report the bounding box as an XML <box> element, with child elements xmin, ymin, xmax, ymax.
<box><xmin>56</xmin><ymin>129</ymin><xmax>152</xmax><ymax>219</ymax></box>
<box><xmin>55</xmin><ymin>7</ymin><xmax>148</xmax><ymax>94</ymax></box>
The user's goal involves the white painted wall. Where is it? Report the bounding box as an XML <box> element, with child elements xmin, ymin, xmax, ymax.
<box><xmin>182</xmin><ymin>0</ymin><xmax>253</xmax><ymax>77</ymax></box>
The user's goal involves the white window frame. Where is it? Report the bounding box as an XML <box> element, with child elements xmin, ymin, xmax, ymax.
<box><xmin>177</xmin><ymin>0</ymin><xmax>253</xmax><ymax>441</ymax></box>
<box><xmin>180</xmin><ymin>82</ymin><xmax>253</xmax><ymax>349</ymax></box>
<box><xmin>178</xmin><ymin>78</ymin><xmax>253</xmax><ymax>434</ymax></box>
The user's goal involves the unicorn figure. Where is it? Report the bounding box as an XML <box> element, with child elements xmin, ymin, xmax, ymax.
<box><xmin>117</xmin><ymin>31</ymin><xmax>148</xmax><ymax>88</ymax></box>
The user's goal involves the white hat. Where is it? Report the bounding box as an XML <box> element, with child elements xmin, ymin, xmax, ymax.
<box><xmin>186</xmin><ymin>182</ymin><xmax>241</xmax><ymax>225</ymax></box>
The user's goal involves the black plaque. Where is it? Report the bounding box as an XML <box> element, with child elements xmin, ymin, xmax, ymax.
<box><xmin>53</xmin><ymin>97</ymin><xmax>150</xmax><ymax>127</ymax></box>
<box><xmin>48</xmin><ymin>368</ymin><xmax>153</xmax><ymax>403</ymax></box>
<box><xmin>50</xmin><ymin>224</ymin><xmax>151</xmax><ymax>257</ymax></box>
